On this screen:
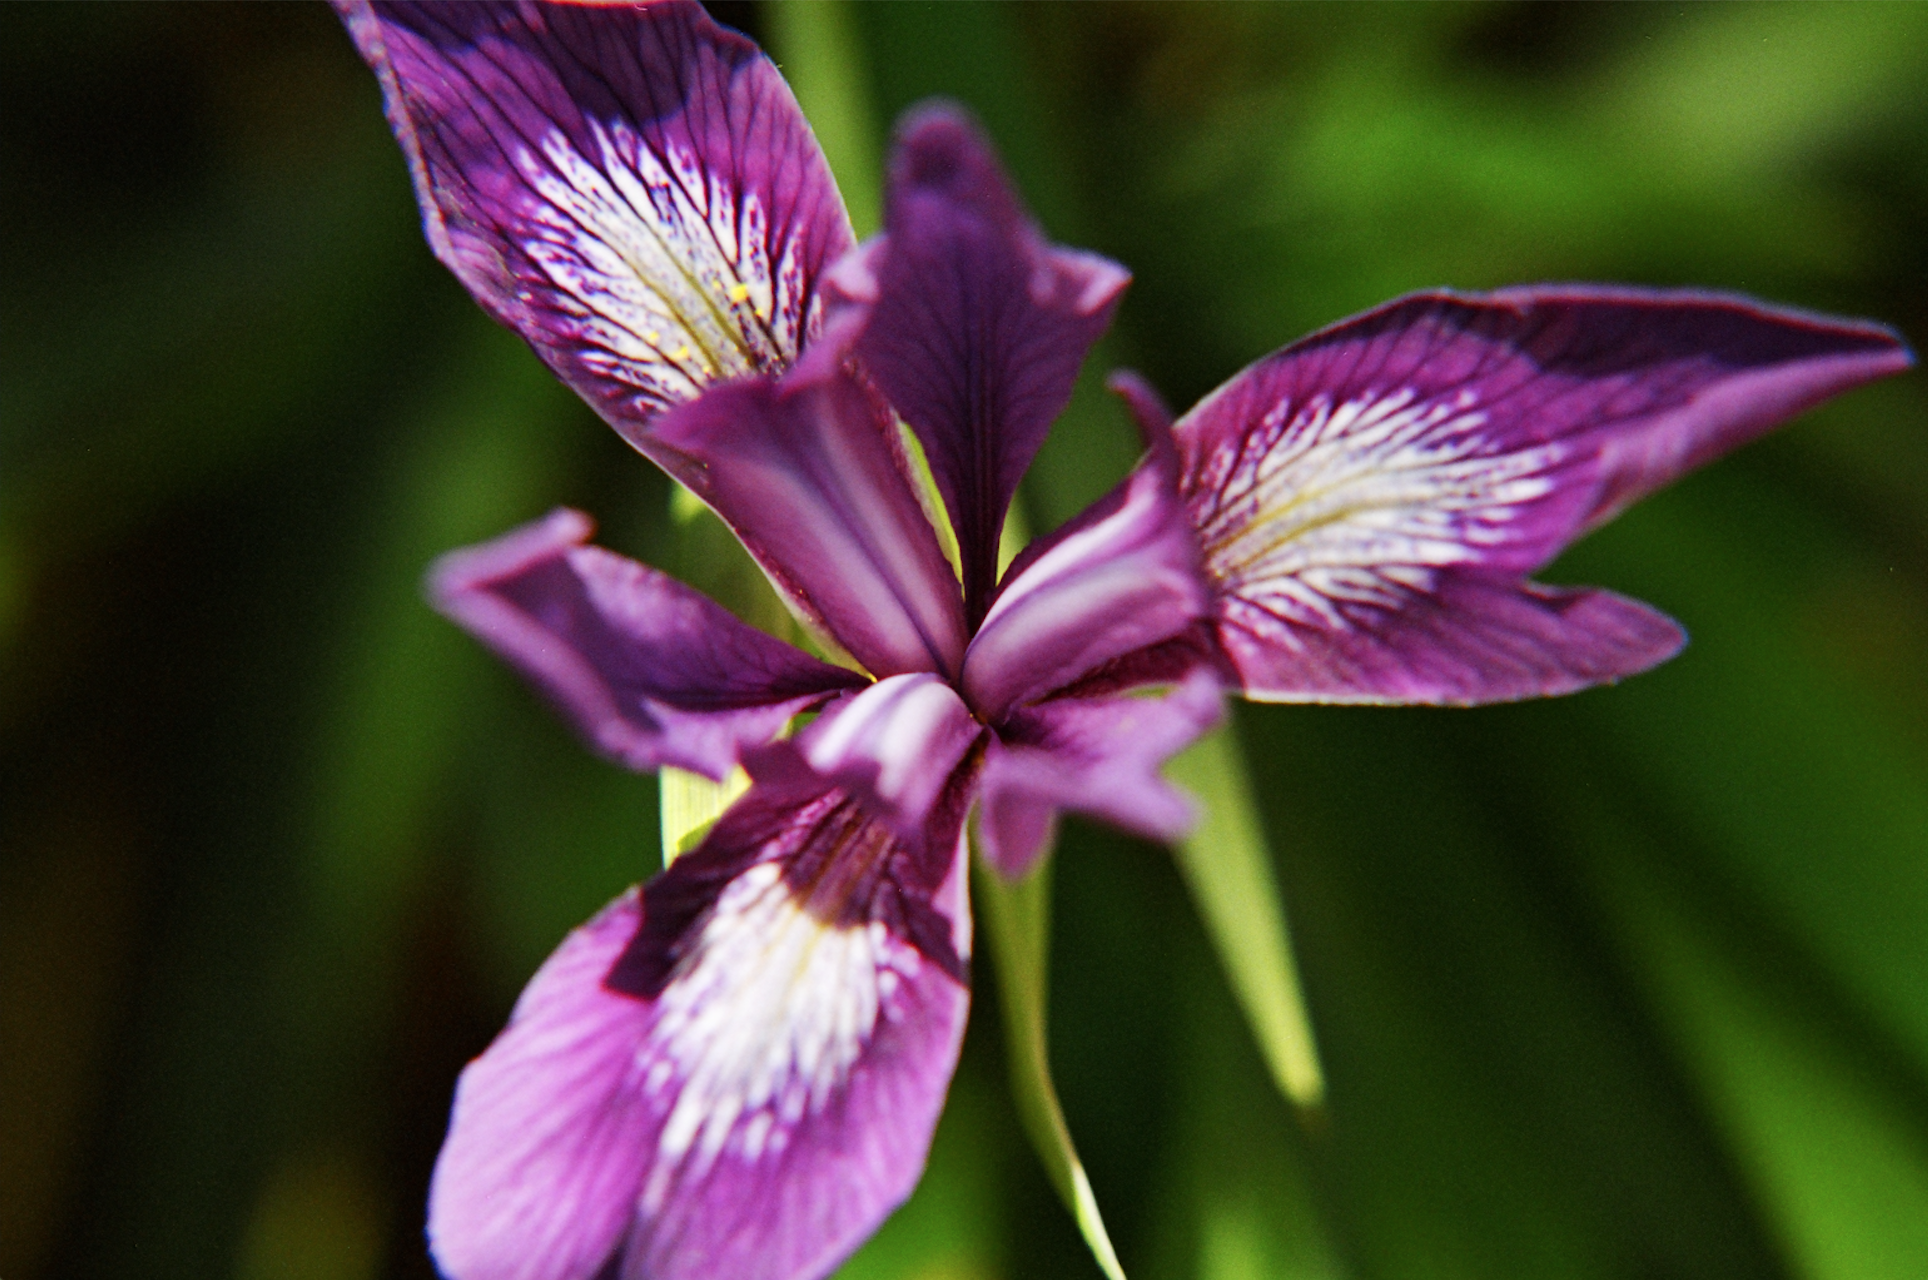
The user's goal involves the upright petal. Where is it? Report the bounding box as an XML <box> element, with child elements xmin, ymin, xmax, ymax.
<box><xmin>428</xmin><ymin>773</ymin><xmax>972</xmax><ymax>1280</ymax></box>
<box><xmin>961</xmin><ymin>373</ymin><xmax>1211</xmax><ymax>723</ymax></box>
<box><xmin>976</xmin><ymin>670</ymin><xmax>1225</xmax><ymax>879</ymax></box>
<box><xmin>429</xmin><ymin>509</ymin><xmax>864</xmax><ymax>779</ymax></box>
<box><xmin>828</xmin><ymin>104</ymin><xmax>1130</xmax><ymax>625</ymax></box>
<box><xmin>335</xmin><ymin>0</ymin><xmax>853</xmax><ymax>453</ymax></box>
<box><xmin>1178</xmin><ymin>286</ymin><xmax>1913</xmax><ymax>704</ymax></box>
<box><xmin>747</xmin><ymin>675</ymin><xmax>984</xmax><ymax>851</ymax></box>
<box><xmin>650</xmin><ymin>367</ymin><xmax>968</xmax><ymax>681</ymax></box>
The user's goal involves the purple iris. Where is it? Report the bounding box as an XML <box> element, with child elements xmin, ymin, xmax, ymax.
<box><xmin>336</xmin><ymin>3</ymin><xmax>1913</xmax><ymax>1279</ymax></box>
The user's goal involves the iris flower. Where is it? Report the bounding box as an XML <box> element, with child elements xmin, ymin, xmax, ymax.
<box><xmin>336</xmin><ymin>3</ymin><xmax>1913</xmax><ymax>1279</ymax></box>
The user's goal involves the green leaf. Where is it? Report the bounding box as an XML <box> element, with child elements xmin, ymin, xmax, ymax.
<box><xmin>973</xmin><ymin>846</ymin><xmax>1127</xmax><ymax>1280</ymax></box>
<box><xmin>658</xmin><ymin>765</ymin><xmax>749</xmax><ymax>867</ymax></box>
<box><xmin>1165</xmin><ymin>721</ymin><xmax>1326</xmax><ymax>1109</ymax></box>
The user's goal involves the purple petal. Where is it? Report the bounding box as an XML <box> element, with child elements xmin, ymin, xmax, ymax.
<box><xmin>1216</xmin><ymin>574</ymin><xmax>1686</xmax><ymax>706</ymax></box>
<box><xmin>826</xmin><ymin>104</ymin><xmax>1130</xmax><ymax>625</ymax></box>
<box><xmin>650</xmin><ymin>368</ymin><xmax>968</xmax><ymax>681</ymax></box>
<box><xmin>1496</xmin><ymin>286</ymin><xmax>1914</xmax><ymax>531</ymax></box>
<box><xmin>977</xmin><ymin>670</ymin><xmax>1225</xmax><ymax>878</ymax></box>
<box><xmin>425</xmin><ymin>773</ymin><xmax>972</xmax><ymax>1280</ymax></box>
<box><xmin>960</xmin><ymin>372</ymin><xmax>1211</xmax><ymax>723</ymax></box>
<box><xmin>1178</xmin><ymin>286</ymin><xmax>1913</xmax><ymax>704</ymax></box>
<box><xmin>750</xmin><ymin>674</ymin><xmax>985</xmax><ymax>850</ymax></box>
<box><xmin>1041</xmin><ymin>622</ymin><xmax>1234</xmax><ymax>702</ymax></box>
<box><xmin>335</xmin><ymin>0</ymin><xmax>853</xmax><ymax>455</ymax></box>
<box><xmin>427</xmin><ymin>888</ymin><xmax>659</xmax><ymax>1280</ymax></box>
<box><xmin>428</xmin><ymin>509</ymin><xmax>863</xmax><ymax>779</ymax></box>
<box><xmin>621</xmin><ymin>822</ymin><xmax>969</xmax><ymax>1280</ymax></box>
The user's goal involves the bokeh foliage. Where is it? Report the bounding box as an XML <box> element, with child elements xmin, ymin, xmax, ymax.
<box><xmin>2</xmin><ymin>3</ymin><xmax>1925</xmax><ymax>1279</ymax></box>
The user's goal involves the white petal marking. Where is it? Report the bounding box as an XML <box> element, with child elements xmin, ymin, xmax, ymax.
<box><xmin>1193</xmin><ymin>386</ymin><xmax>1564</xmax><ymax>635</ymax></box>
<box><xmin>639</xmin><ymin>862</ymin><xmax>922</xmax><ymax>1209</ymax></box>
<box><xmin>515</xmin><ymin>123</ymin><xmax>810</xmax><ymax>412</ymax></box>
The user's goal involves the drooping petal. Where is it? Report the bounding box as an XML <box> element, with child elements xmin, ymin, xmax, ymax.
<box><xmin>750</xmin><ymin>674</ymin><xmax>984</xmax><ymax>850</ymax></box>
<box><xmin>427</xmin><ymin>771</ymin><xmax>971</xmax><ymax>1280</ymax></box>
<box><xmin>827</xmin><ymin>104</ymin><xmax>1130</xmax><ymax>625</ymax></box>
<box><xmin>1178</xmin><ymin>286</ymin><xmax>1913</xmax><ymax>704</ymax></box>
<box><xmin>448</xmin><ymin>764</ymin><xmax>968</xmax><ymax>1280</ymax></box>
<box><xmin>976</xmin><ymin>669</ymin><xmax>1224</xmax><ymax>878</ymax></box>
<box><xmin>650</xmin><ymin>367</ymin><xmax>968</xmax><ymax>681</ymax></box>
<box><xmin>616</xmin><ymin>829</ymin><xmax>969</xmax><ymax>1280</ymax></box>
<box><xmin>428</xmin><ymin>509</ymin><xmax>864</xmax><ymax>780</ymax></box>
<box><xmin>961</xmin><ymin>372</ymin><xmax>1210</xmax><ymax>723</ymax></box>
<box><xmin>335</xmin><ymin>0</ymin><xmax>853</xmax><ymax>453</ymax></box>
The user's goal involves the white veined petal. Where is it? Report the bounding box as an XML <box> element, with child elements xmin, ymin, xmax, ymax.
<box><xmin>1192</xmin><ymin>385</ymin><xmax>1567</xmax><ymax>631</ymax></box>
<box><xmin>638</xmin><ymin>862</ymin><xmax>925</xmax><ymax>1207</ymax></box>
<box><xmin>517</xmin><ymin>121</ymin><xmax>808</xmax><ymax>411</ymax></box>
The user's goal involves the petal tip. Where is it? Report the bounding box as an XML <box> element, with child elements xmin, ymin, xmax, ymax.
<box><xmin>1105</xmin><ymin>369</ymin><xmax>1176</xmax><ymax>448</ymax></box>
<box><xmin>892</xmin><ymin>101</ymin><xmax>992</xmax><ymax>192</ymax></box>
<box><xmin>1067</xmin><ymin>251</ymin><xmax>1132</xmax><ymax>316</ymax></box>
<box><xmin>426</xmin><ymin>507</ymin><xmax>594</xmax><ymax>610</ymax></box>
<box><xmin>884</xmin><ymin>101</ymin><xmax>1027</xmax><ymax>241</ymax></box>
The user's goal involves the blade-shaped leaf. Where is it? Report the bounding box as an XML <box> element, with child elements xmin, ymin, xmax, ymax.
<box><xmin>972</xmin><ymin>845</ymin><xmax>1127</xmax><ymax>1280</ymax></box>
<box><xmin>1165</xmin><ymin>721</ymin><xmax>1326</xmax><ymax>1108</ymax></box>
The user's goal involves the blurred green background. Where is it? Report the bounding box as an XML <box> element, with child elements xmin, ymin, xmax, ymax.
<box><xmin>3</xmin><ymin>3</ymin><xmax>1926</xmax><ymax>1278</ymax></box>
